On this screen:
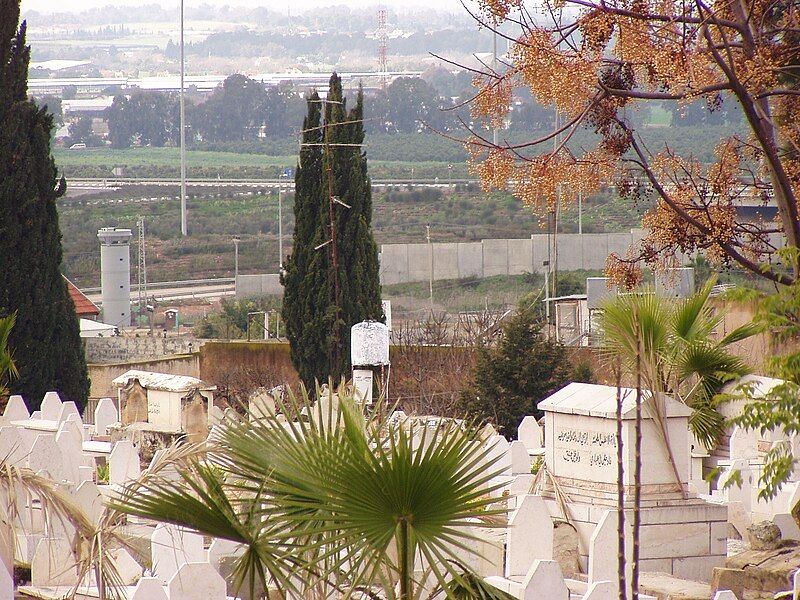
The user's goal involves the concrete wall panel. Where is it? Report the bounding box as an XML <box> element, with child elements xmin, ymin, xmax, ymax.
<box><xmin>508</xmin><ymin>239</ymin><xmax>533</xmax><ymax>275</ymax></box>
<box><xmin>458</xmin><ymin>243</ymin><xmax>483</xmax><ymax>278</ymax></box>
<box><xmin>433</xmin><ymin>243</ymin><xmax>460</xmax><ymax>280</ymax></box>
<box><xmin>379</xmin><ymin>244</ymin><xmax>408</xmax><ymax>285</ymax></box>
<box><xmin>407</xmin><ymin>244</ymin><xmax>432</xmax><ymax>283</ymax></box>
<box><xmin>482</xmin><ymin>239</ymin><xmax>509</xmax><ymax>277</ymax></box>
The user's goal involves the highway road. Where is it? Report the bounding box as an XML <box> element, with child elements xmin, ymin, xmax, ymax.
<box><xmin>67</xmin><ymin>177</ymin><xmax>477</xmax><ymax>190</ymax></box>
<box><xmin>84</xmin><ymin>278</ymin><xmax>237</xmax><ymax>305</ymax></box>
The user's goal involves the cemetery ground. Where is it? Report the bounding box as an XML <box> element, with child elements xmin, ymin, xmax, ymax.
<box><xmin>4</xmin><ymin>371</ymin><xmax>800</xmax><ymax>599</ymax></box>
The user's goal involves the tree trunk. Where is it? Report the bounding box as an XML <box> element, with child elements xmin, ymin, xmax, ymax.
<box><xmin>615</xmin><ymin>363</ymin><xmax>628</xmax><ymax>600</ymax></box>
<box><xmin>632</xmin><ymin>324</ymin><xmax>642</xmax><ymax>599</ymax></box>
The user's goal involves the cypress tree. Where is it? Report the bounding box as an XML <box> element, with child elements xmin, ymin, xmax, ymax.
<box><xmin>0</xmin><ymin>0</ymin><xmax>90</xmax><ymax>410</ymax></box>
<box><xmin>282</xmin><ymin>74</ymin><xmax>382</xmax><ymax>390</ymax></box>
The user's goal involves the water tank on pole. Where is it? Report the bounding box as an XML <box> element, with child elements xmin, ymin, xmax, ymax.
<box><xmin>351</xmin><ymin>321</ymin><xmax>390</xmax><ymax>367</ymax></box>
<box><xmin>351</xmin><ymin>321</ymin><xmax>390</xmax><ymax>405</ymax></box>
<box><xmin>97</xmin><ymin>227</ymin><xmax>132</xmax><ymax>327</ymax></box>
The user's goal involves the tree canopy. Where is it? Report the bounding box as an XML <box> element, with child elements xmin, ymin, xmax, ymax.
<box><xmin>467</xmin><ymin>0</ymin><xmax>800</xmax><ymax>286</ymax></box>
<box><xmin>0</xmin><ymin>0</ymin><xmax>90</xmax><ymax>410</ymax></box>
<box><xmin>458</xmin><ymin>300</ymin><xmax>572</xmax><ymax>439</ymax></box>
<box><xmin>282</xmin><ymin>74</ymin><xmax>383</xmax><ymax>389</ymax></box>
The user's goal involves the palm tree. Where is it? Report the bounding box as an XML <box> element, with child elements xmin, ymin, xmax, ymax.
<box><xmin>599</xmin><ymin>278</ymin><xmax>755</xmax><ymax>599</ymax></box>
<box><xmin>111</xmin><ymin>386</ymin><xmax>511</xmax><ymax>600</ymax></box>
<box><xmin>600</xmin><ymin>277</ymin><xmax>756</xmax><ymax>450</ymax></box>
<box><xmin>0</xmin><ymin>313</ymin><xmax>19</xmax><ymax>398</ymax></box>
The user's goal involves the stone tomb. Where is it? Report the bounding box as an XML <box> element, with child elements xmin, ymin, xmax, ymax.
<box><xmin>113</xmin><ymin>370</ymin><xmax>215</xmax><ymax>437</ymax></box>
<box><xmin>538</xmin><ymin>383</ymin><xmax>728</xmax><ymax>582</ymax></box>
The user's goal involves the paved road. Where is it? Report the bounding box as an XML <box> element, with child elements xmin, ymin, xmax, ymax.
<box><xmin>85</xmin><ymin>281</ymin><xmax>236</xmax><ymax>305</ymax></box>
<box><xmin>67</xmin><ymin>177</ymin><xmax>476</xmax><ymax>190</ymax></box>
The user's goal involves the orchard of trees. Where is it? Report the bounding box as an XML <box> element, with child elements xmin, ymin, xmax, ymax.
<box><xmin>102</xmin><ymin>69</ymin><xmax>745</xmax><ymax>150</ymax></box>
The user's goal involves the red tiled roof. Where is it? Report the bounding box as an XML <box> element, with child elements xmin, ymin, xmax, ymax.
<box><xmin>64</xmin><ymin>276</ymin><xmax>100</xmax><ymax>317</ymax></box>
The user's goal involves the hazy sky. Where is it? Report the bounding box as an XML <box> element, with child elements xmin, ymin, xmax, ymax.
<box><xmin>21</xmin><ymin>0</ymin><xmax>464</xmax><ymax>13</ymax></box>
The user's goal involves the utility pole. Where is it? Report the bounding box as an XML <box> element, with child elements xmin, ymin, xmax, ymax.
<box><xmin>426</xmin><ymin>225</ymin><xmax>433</xmax><ymax>313</ymax></box>
<box><xmin>179</xmin><ymin>0</ymin><xmax>187</xmax><ymax>236</ymax></box>
<box><xmin>278</xmin><ymin>189</ymin><xmax>284</xmax><ymax>270</ymax></box>
<box><xmin>578</xmin><ymin>189</ymin><xmax>583</xmax><ymax>235</ymax></box>
<box><xmin>232</xmin><ymin>236</ymin><xmax>240</xmax><ymax>280</ymax></box>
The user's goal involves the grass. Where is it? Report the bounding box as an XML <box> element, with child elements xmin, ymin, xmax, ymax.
<box><xmin>53</xmin><ymin>147</ymin><xmax>296</xmax><ymax>170</ymax></box>
<box><xmin>52</xmin><ymin>147</ymin><xmax>471</xmax><ymax>180</ymax></box>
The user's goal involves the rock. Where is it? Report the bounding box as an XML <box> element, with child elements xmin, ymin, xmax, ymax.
<box><xmin>747</xmin><ymin>520</ymin><xmax>782</xmax><ymax>551</ymax></box>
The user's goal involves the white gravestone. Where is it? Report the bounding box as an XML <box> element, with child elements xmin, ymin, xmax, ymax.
<box><xmin>31</xmin><ymin>537</ymin><xmax>77</xmax><ymax>586</ymax></box>
<box><xmin>0</xmin><ymin>427</ymin><xmax>26</xmax><ymax>466</ymax></box>
<box><xmin>3</xmin><ymin>395</ymin><xmax>29</xmax><ymax>421</ymax></box>
<box><xmin>506</xmin><ymin>494</ymin><xmax>554</xmax><ymax>578</ymax></box>
<box><xmin>518</xmin><ymin>560</ymin><xmax>569</xmax><ymax>600</ymax></box>
<box><xmin>588</xmin><ymin>509</ymin><xmax>631</xmax><ymax>589</ymax></box>
<box><xmin>712</xmin><ymin>592</ymin><xmax>739</xmax><ymax>600</ymax></box>
<box><xmin>39</xmin><ymin>392</ymin><xmax>63</xmax><ymax>421</ymax></box>
<box><xmin>151</xmin><ymin>524</ymin><xmax>205</xmax><ymax>583</ymax></box>
<box><xmin>57</xmin><ymin>401</ymin><xmax>81</xmax><ymax>423</ymax></box>
<box><xmin>94</xmin><ymin>398</ymin><xmax>118</xmax><ymax>436</ymax></box>
<box><xmin>73</xmin><ymin>481</ymin><xmax>104</xmax><ymax>526</ymax></box>
<box><xmin>55</xmin><ymin>419</ymin><xmax>84</xmax><ymax>484</ymax></box>
<box><xmin>109</xmin><ymin>439</ymin><xmax>140</xmax><ymax>486</ymax></box>
<box><xmin>582</xmin><ymin>581</ymin><xmax>616</xmax><ymax>600</ymax></box>
<box><xmin>518</xmin><ymin>416</ymin><xmax>543</xmax><ymax>450</ymax></box>
<box><xmin>207</xmin><ymin>538</ymin><xmax>243</xmax><ymax>571</ymax></box>
<box><xmin>510</xmin><ymin>440</ymin><xmax>532</xmax><ymax>475</ymax></box>
<box><xmin>167</xmin><ymin>562</ymin><xmax>227</xmax><ymax>600</ymax></box>
<box><xmin>484</xmin><ymin>435</ymin><xmax>512</xmax><ymax>476</ymax></box>
<box><xmin>131</xmin><ymin>576</ymin><xmax>168</xmax><ymax>600</ymax></box>
<box><xmin>28</xmin><ymin>434</ymin><xmax>65</xmax><ymax>482</ymax></box>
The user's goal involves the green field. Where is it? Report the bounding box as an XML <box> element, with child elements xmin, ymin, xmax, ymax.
<box><xmin>52</xmin><ymin>147</ymin><xmax>471</xmax><ymax>180</ymax></box>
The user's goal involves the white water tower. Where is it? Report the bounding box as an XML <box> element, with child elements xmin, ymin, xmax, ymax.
<box><xmin>97</xmin><ymin>227</ymin><xmax>132</xmax><ymax>327</ymax></box>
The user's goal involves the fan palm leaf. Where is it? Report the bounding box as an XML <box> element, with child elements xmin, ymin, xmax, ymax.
<box><xmin>600</xmin><ymin>277</ymin><xmax>754</xmax><ymax>450</ymax></box>
<box><xmin>111</xmin><ymin>385</ymin><xmax>507</xmax><ymax>600</ymax></box>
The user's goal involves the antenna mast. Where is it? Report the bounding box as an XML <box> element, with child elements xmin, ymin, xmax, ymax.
<box><xmin>137</xmin><ymin>216</ymin><xmax>148</xmax><ymax>311</ymax></box>
<box><xmin>377</xmin><ymin>6</ymin><xmax>388</xmax><ymax>90</ymax></box>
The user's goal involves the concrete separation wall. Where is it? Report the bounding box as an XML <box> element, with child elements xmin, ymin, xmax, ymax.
<box><xmin>378</xmin><ymin>231</ymin><xmax>644</xmax><ymax>285</ymax></box>
<box><xmin>236</xmin><ymin>274</ymin><xmax>283</xmax><ymax>297</ymax></box>
<box><xmin>230</xmin><ymin>231</ymin><xmax>645</xmax><ymax>294</ymax></box>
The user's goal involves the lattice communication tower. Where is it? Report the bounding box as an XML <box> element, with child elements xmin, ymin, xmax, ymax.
<box><xmin>377</xmin><ymin>7</ymin><xmax>388</xmax><ymax>90</ymax></box>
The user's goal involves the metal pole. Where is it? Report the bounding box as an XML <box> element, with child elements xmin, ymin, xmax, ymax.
<box><xmin>233</xmin><ymin>237</ymin><xmax>239</xmax><ymax>280</ymax></box>
<box><xmin>179</xmin><ymin>0</ymin><xmax>187</xmax><ymax>236</ymax></box>
<box><xmin>426</xmin><ymin>225</ymin><xmax>433</xmax><ymax>313</ymax></box>
<box><xmin>278</xmin><ymin>189</ymin><xmax>284</xmax><ymax>270</ymax></box>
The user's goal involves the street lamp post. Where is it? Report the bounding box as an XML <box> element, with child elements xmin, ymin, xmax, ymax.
<box><xmin>233</xmin><ymin>236</ymin><xmax>240</xmax><ymax>282</ymax></box>
<box><xmin>179</xmin><ymin>0</ymin><xmax>187</xmax><ymax>236</ymax></box>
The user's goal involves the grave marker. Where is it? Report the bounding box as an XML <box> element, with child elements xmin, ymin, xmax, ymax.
<box><xmin>167</xmin><ymin>562</ymin><xmax>227</xmax><ymax>600</ymax></box>
<box><xmin>3</xmin><ymin>395</ymin><xmax>29</xmax><ymax>421</ymax></box>
<box><xmin>150</xmin><ymin>524</ymin><xmax>204</xmax><ymax>583</ymax></box>
<box><xmin>94</xmin><ymin>398</ymin><xmax>118</xmax><ymax>436</ymax></box>
<box><xmin>39</xmin><ymin>392</ymin><xmax>63</xmax><ymax>421</ymax></box>
<box><xmin>109</xmin><ymin>439</ymin><xmax>140</xmax><ymax>486</ymax></box>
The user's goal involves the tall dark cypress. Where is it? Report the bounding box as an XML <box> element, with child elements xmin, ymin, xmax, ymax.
<box><xmin>0</xmin><ymin>1</ymin><xmax>90</xmax><ymax>410</ymax></box>
<box><xmin>282</xmin><ymin>74</ymin><xmax>382</xmax><ymax>390</ymax></box>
